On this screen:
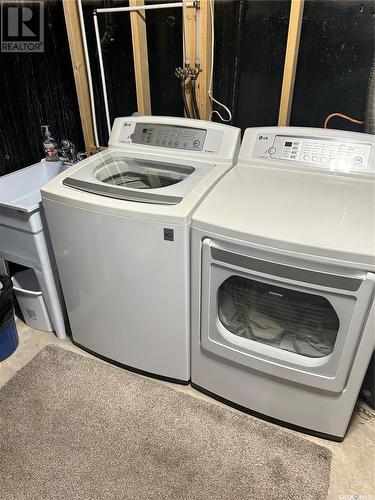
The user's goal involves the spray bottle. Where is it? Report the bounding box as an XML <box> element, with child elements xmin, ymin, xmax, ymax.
<box><xmin>41</xmin><ymin>125</ymin><xmax>59</xmax><ymax>162</ymax></box>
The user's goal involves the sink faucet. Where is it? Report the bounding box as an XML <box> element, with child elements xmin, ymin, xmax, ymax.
<box><xmin>58</xmin><ymin>139</ymin><xmax>87</xmax><ymax>164</ymax></box>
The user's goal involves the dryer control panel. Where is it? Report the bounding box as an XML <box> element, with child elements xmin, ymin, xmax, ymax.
<box><xmin>252</xmin><ymin>132</ymin><xmax>373</xmax><ymax>173</ymax></box>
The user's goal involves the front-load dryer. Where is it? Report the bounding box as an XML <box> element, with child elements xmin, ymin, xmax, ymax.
<box><xmin>42</xmin><ymin>116</ymin><xmax>240</xmax><ymax>383</ymax></box>
<box><xmin>191</xmin><ymin>126</ymin><xmax>375</xmax><ymax>440</ymax></box>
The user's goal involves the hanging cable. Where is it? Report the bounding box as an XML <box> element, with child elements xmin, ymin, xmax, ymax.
<box><xmin>176</xmin><ymin>67</ymin><xmax>193</xmax><ymax>118</ymax></box>
<box><xmin>324</xmin><ymin>113</ymin><xmax>364</xmax><ymax>129</ymax></box>
<box><xmin>181</xmin><ymin>80</ymin><xmax>192</xmax><ymax>117</ymax></box>
<box><xmin>208</xmin><ymin>0</ymin><xmax>232</xmax><ymax>122</ymax></box>
<box><xmin>191</xmin><ymin>77</ymin><xmax>200</xmax><ymax>119</ymax></box>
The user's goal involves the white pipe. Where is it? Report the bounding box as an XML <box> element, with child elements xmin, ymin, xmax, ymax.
<box><xmin>93</xmin><ymin>13</ymin><xmax>111</xmax><ymax>137</ymax></box>
<box><xmin>195</xmin><ymin>4</ymin><xmax>200</xmax><ymax>66</ymax></box>
<box><xmin>182</xmin><ymin>1</ymin><xmax>189</xmax><ymax>65</ymax></box>
<box><xmin>96</xmin><ymin>2</ymin><xmax>194</xmax><ymax>14</ymax></box>
<box><xmin>77</xmin><ymin>0</ymin><xmax>99</xmax><ymax>148</ymax></box>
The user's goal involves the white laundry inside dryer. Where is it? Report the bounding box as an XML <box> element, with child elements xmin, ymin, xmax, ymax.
<box><xmin>218</xmin><ymin>275</ymin><xmax>338</xmax><ymax>358</ymax></box>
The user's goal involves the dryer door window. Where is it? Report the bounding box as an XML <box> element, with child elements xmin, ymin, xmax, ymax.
<box><xmin>218</xmin><ymin>275</ymin><xmax>340</xmax><ymax>358</ymax></box>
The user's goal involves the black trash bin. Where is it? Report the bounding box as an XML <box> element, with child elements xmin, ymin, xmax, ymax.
<box><xmin>0</xmin><ymin>274</ymin><xmax>19</xmax><ymax>361</ymax></box>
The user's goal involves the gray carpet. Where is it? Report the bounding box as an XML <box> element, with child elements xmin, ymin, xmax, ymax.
<box><xmin>0</xmin><ymin>346</ymin><xmax>331</xmax><ymax>500</ymax></box>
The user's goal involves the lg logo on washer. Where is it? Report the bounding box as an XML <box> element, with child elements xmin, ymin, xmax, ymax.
<box><xmin>258</xmin><ymin>136</ymin><xmax>269</xmax><ymax>140</ymax></box>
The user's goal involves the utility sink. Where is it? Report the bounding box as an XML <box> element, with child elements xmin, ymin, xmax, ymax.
<box><xmin>0</xmin><ymin>160</ymin><xmax>70</xmax><ymax>339</ymax></box>
<box><xmin>0</xmin><ymin>160</ymin><xmax>68</xmax><ymax>213</ymax></box>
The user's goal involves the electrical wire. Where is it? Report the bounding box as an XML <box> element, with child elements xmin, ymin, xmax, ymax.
<box><xmin>181</xmin><ymin>81</ymin><xmax>192</xmax><ymax>117</ymax></box>
<box><xmin>191</xmin><ymin>79</ymin><xmax>200</xmax><ymax>119</ymax></box>
<box><xmin>208</xmin><ymin>0</ymin><xmax>232</xmax><ymax>122</ymax></box>
<box><xmin>324</xmin><ymin>113</ymin><xmax>364</xmax><ymax>129</ymax></box>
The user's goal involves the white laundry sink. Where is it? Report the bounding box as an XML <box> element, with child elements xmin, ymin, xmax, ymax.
<box><xmin>0</xmin><ymin>160</ymin><xmax>70</xmax><ymax>339</ymax></box>
<box><xmin>0</xmin><ymin>160</ymin><xmax>67</xmax><ymax>214</ymax></box>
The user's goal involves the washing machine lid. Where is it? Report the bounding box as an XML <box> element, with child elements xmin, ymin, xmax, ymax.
<box><xmin>192</xmin><ymin>165</ymin><xmax>375</xmax><ymax>266</ymax></box>
<box><xmin>63</xmin><ymin>151</ymin><xmax>214</xmax><ymax>205</ymax></box>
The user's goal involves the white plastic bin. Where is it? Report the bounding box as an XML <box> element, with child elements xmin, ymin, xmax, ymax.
<box><xmin>12</xmin><ymin>269</ymin><xmax>53</xmax><ymax>331</ymax></box>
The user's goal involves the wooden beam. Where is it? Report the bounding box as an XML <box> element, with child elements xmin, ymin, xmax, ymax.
<box><xmin>196</xmin><ymin>0</ymin><xmax>212</xmax><ymax>121</ymax></box>
<box><xmin>183</xmin><ymin>0</ymin><xmax>196</xmax><ymax>66</ymax></box>
<box><xmin>129</xmin><ymin>0</ymin><xmax>151</xmax><ymax>115</ymax></box>
<box><xmin>182</xmin><ymin>0</ymin><xmax>197</xmax><ymax>117</ymax></box>
<box><xmin>63</xmin><ymin>0</ymin><xmax>97</xmax><ymax>154</ymax></box>
<box><xmin>278</xmin><ymin>0</ymin><xmax>304</xmax><ymax>126</ymax></box>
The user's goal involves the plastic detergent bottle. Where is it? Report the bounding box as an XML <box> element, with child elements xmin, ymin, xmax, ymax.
<box><xmin>41</xmin><ymin>125</ymin><xmax>59</xmax><ymax>162</ymax></box>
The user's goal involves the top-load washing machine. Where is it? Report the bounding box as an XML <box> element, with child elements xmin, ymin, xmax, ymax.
<box><xmin>41</xmin><ymin>116</ymin><xmax>240</xmax><ymax>382</ymax></box>
<box><xmin>191</xmin><ymin>126</ymin><xmax>375</xmax><ymax>440</ymax></box>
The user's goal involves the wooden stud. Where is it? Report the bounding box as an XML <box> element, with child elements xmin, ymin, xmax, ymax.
<box><xmin>182</xmin><ymin>0</ymin><xmax>196</xmax><ymax>117</ymax></box>
<box><xmin>196</xmin><ymin>0</ymin><xmax>212</xmax><ymax>121</ymax></box>
<box><xmin>129</xmin><ymin>0</ymin><xmax>152</xmax><ymax>115</ymax></box>
<box><xmin>63</xmin><ymin>0</ymin><xmax>97</xmax><ymax>154</ymax></box>
<box><xmin>278</xmin><ymin>0</ymin><xmax>305</xmax><ymax>126</ymax></box>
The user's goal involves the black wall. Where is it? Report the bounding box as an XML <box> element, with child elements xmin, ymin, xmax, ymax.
<box><xmin>212</xmin><ymin>0</ymin><xmax>374</xmax><ymax>133</ymax></box>
<box><xmin>213</xmin><ymin>0</ymin><xmax>290</xmax><ymax>130</ymax></box>
<box><xmin>0</xmin><ymin>1</ymin><xmax>84</xmax><ymax>176</ymax></box>
<box><xmin>291</xmin><ymin>0</ymin><xmax>374</xmax><ymax>132</ymax></box>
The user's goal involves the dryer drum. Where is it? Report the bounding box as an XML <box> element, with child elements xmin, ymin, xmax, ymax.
<box><xmin>217</xmin><ymin>276</ymin><xmax>339</xmax><ymax>358</ymax></box>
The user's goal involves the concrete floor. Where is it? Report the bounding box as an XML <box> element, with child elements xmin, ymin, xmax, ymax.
<box><xmin>1</xmin><ymin>320</ymin><xmax>374</xmax><ymax>500</ymax></box>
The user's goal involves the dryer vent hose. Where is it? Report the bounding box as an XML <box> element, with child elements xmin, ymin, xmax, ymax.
<box><xmin>365</xmin><ymin>58</ymin><xmax>375</xmax><ymax>135</ymax></box>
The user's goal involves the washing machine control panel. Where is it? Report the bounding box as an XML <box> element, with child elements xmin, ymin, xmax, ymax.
<box><xmin>130</xmin><ymin>123</ymin><xmax>207</xmax><ymax>151</ymax></box>
<box><xmin>118</xmin><ymin>122</ymin><xmax>225</xmax><ymax>153</ymax></box>
<box><xmin>253</xmin><ymin>133</ymin><xmax>373</xmax><ymax>172</ymax></box>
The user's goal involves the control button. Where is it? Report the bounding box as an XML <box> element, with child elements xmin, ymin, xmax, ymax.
<box><xmin>268</xmin><ymin>147</ymin><xmax>276</xmax><ymax>155</ymax></box>
<box><xmin>329</xmin><ymin>158</ymin><xmax>335</xmax><ymax>165</ymax></box>
<box><xmin>354</xmin><ymin>156</ymin><xmax>363</xmax><ymax>164</ymax></box>
<box><xmin>168</xmin><ymin>141</ymin><xmax>173</xmax><ymax>146</ymax></box>
<box><xmin>303</xmin><ymin>154</ymin><xmax>310</xmax><ymax>161</ymax></box>
<box><xmin>312</xmin><ymin>155</ymin><xmax>318</xmax><ymax>162</ymax></box>
<box><xmin>183</xmin><ymin>143</ymin><xmax>188</xmax><ymax>148</ymax></box>
<box><xmin>193</xmin><ymin>140</ymin><xmax>200</xmax><ymax>147</ymax></box>
<box><xmin>174</xmin><ymin>142</ymin><xmax>180</xmax><ymax>147</ymax></box>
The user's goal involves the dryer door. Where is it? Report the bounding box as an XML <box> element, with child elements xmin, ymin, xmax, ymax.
<box><xmin>200</xmin><ymin>238</ymin><xmax>375</xmax><ymax>392</ymax></box>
